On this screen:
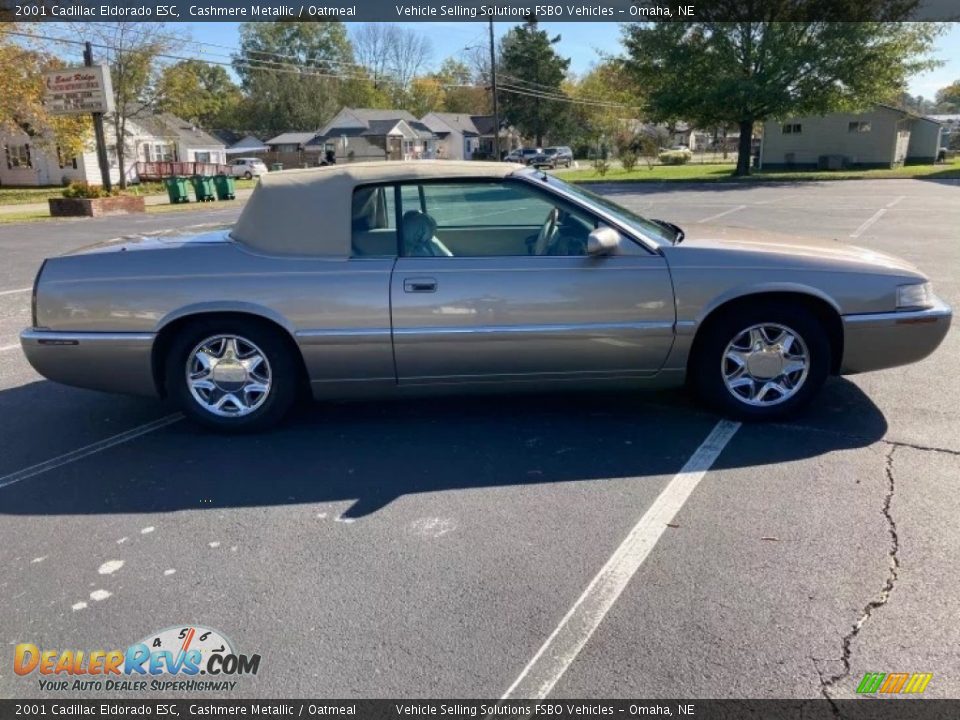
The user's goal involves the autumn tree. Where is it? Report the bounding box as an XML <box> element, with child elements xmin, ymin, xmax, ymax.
<box><xmin>622</xmin><ymin>10</ymin><xmax>941</xmax><ymax>175</ymax></box>
<box><xmin>434</xmin><ymin>58</ymin><xmax>489</xmax><ymax>115</ymax></box>
<box><xmin>567</xmin><ymin>60</ymin><xmax>644</xmax><ymax>154</ymax></box>
<box><xmin>0</xmin><ymin>25</ymin><xmax>90</xmax><ymax>163</ymax></box>
<box><xmin>498</xmin><ymin>20</ymin><xmax>571</xmax><ymax>146</ymax></box>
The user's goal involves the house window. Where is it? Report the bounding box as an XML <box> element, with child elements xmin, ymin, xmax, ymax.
<box><xmin>848</xmin><ymin>121</ymin><xmax>872</xmax><ymax>133</ymax></box>
<box><xmin>55</xmin><ymin>146</ymin><xmax>79</xmax><ymax>170</ymax></box>
<box><xmin>781</xmin><ymin>123</ymin><xmax>802</xmax><ymax>135</ymax></box>
<box><xmin>6</xmin><ymin>143</ymin><xmax>31</xmax><ymax>169</ymax></box>
<box><xmin>145</xmin><ymin>143</ymin><xmax>175</xmax><ymax>162</ymax></box>
<box><xmin>195</xmin><ymin>152</ymin><xmax>211</xmax><ymax>163</ymax></box>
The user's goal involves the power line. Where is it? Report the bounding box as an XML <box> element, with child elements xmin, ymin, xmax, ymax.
<box><xmin>88</xmin><ymin>21</ymin><xmax>374</xmax><ymax>72</ymax></box>
<box><xmin>1</xmin><ymin>29</ymin><xmax>382</xmax><ymax>84</ymax></box>
<box><xmin>498</xmin><ymin>83</ymin><xmax>642</xmax><ymax>110</ymax></box>
<box><xmin>4</xmin><ymin>28</ymin><xmax>643</xmax><ymax>112</ymax></box>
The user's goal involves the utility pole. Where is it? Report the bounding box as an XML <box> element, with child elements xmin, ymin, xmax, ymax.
<box><xmin>488</xmin><ymin>18</ymin><xmax>500</xmax><ymax>161</ymax></box>
<box><xmin>83</xmin><ymin>41</ymin><xmax>112</xmax><ymax>191</ymax></box>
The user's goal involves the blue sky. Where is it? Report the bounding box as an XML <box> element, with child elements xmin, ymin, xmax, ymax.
<box><xmin>185</xmin><ymin>21</ymin><xmax>960</xmax><ymax>98</ymax></box>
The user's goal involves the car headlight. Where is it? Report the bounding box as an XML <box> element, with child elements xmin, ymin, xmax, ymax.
<box><xmin>896</xmin><ymin>282</ymin><xmax>934</xmax><ymax>310</ymax></box>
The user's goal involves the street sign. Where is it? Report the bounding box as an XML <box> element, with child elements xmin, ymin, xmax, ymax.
<box><xmin>43</xmin><ymin>65</ymin><xmax>115</xmax><ymax>115</ymax></box>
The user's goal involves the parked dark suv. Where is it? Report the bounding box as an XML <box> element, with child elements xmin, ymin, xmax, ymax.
<box><xmin>531</xmin><ymin>146</ymin><xmax>574</xmax><ymax>169</ymax></box>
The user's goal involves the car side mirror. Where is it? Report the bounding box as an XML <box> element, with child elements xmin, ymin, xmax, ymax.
<box><xmin>587</xmin><ymin>226</ymin><xmax>621</xmax><ymax>256</ymax></box>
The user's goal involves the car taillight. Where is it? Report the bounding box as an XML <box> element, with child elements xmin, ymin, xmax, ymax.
<box><xmin>31</xmin><ymin>259</ymin><xmax>47</xmax><ymax>328</ymax></box>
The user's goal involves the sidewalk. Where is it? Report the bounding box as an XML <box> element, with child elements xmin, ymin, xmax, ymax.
<box><xmin>0</xmin><ymin>187</ymin><xmax>255</xmax><ymax>217</ymax></box>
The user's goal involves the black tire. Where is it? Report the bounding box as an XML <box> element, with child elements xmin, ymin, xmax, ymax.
<box><xmin>244</xmin><ymin>171</ymin><xmax>253</xmax><ymax>180</ymax></box>
<box><xmin>689</xmin><ymin>302</ymin><xmax>830</xmax><ymax>421</ymax></box>
<box><xmin>165</xmin><ymin>318</ymin><xmax>300</xmax><ymax>432</ymax></box>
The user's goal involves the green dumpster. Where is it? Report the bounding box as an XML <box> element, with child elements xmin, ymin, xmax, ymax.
<box><xmin>165</xmin><ymin>176</ymin><xmax>190</xmax><ymax>204</ymax></box>
<box><xmin>270</xmin><ymin>162</ymin><xmax>283</xmax><ymax>172</ymax></box>
<box><xmin>213</xmin><ymin>174</ymin><xmax>236</xmax><ymax>200</ymax></box>
<box><xmin>191</xmin><ymin>175</ymin><xmax>216</xmax><ymax>202</ymax></box>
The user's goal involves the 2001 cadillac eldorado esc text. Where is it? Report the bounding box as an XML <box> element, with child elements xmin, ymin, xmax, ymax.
<box><xmin>21</xmin><ymin>161</ymin><xmax>951</xmax><ymax>431</ymax></box>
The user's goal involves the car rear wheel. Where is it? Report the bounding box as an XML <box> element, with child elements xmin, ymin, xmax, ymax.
<box><xmin>165</xmin><ymin>319</ymin><xmax>298</xmax><ymax>432</ymax></box>
<box><xmin>690</xmin><ymin>303</ymin><xmax>829</xmax><ymax>421</ymax></box>
<box><xmin>244</xmin><ymin>171</ymin><xmax>253</xmax><ymax>180</ymax></box>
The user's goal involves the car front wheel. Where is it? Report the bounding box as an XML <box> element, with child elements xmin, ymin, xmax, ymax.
<box><xmin>244</xmin><ymin>171</ymin><xmax>253</xmax><ymax>180</ymax></box>
<box><xmin>165</xmin><ymin>319</ymin><xmax>299</xmax><ymax>432</ymax></box>
<box><xmin>690</xmin><ymin>303</ymin><xmax>829</xmax><ymax>421</ymax></box>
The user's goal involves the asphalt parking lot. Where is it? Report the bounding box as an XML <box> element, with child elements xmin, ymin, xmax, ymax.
<box><xmin>0</xmin><ymin>178</ymin><xmax>957</xmax><ymax>701</ymax></box>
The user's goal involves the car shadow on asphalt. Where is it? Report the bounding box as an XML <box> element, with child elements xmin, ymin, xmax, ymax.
<box><xmin>0</xmin><ymin>377</ymin><xmax>888</xmax><ymax>520</ymax></box>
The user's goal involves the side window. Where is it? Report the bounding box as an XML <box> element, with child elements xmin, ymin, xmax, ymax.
<box><xmin>351</xmin><ymin>185</ymin><xmax>397</xmax><ymax>258</ymax></box>
<box><xmin>400</xmin><ymin>184</ymin><xmax>423</xmax><ymax>214</ymax></box>
<box><xmin>399</xmin><ymin>181</ymin><xmax>597</xmax><ymax>258</ymax></box>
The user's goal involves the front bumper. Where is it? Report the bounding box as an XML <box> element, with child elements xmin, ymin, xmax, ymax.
<box><xmin>840</xmin><ymin>297</ymin><xmax>952</xmax><ymax>374</ymax></box>
<box><xmin>20</xmin><ymin>329</ymin><xmax>159</xmax><ymax>397</ymax></box>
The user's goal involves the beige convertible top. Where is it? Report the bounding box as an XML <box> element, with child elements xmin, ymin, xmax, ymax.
<box><xmin>231</xmin><ymin>160</ymin><xmax>522</xmax><ymax>256</ymax></box>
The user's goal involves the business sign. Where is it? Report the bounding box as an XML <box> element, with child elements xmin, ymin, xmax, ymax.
<box><xmin>44</xmin><ymin>64</ymin><xmax>115</xmax><ymax>115</ymax></box>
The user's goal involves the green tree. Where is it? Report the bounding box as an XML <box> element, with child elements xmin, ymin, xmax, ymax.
<box><xmin>498</xmin><ymin>20</ymin><xmax>571</xmax><ymax>146</ymax></box>
<box><xmin>233</xmin><ymin>21</ymin><xmax>359</xmax><ymax>135</ymax></box>
<box><xmin>234</xmin><ymin>20</ymin><xmax>353</xmax><ymax>88</ymax></box>
<box><xmin>935</xmin><ymin>80</ymin><xmax>960</xmax><ymax>112</ymax></box>
<box><xmin>157</xmin><ymin>60</ymin><xmax>242</xmax><ymax>129</ymax></box>
<box><xmin>622</xmin><ymin>12</ymin><xmax>941</xmax><ymax>175</ymax></box>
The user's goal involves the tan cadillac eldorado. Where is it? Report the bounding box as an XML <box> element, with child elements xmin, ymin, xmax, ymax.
<box><xmin>20</xmin><ymin>161</ymin><xmax>952</xmax><ymax>431</ymax></box>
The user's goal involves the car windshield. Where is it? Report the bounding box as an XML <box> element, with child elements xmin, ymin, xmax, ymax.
<box><xmin>543</xmin><ymin>148</ymin><xmax>558</xmax><ymax>155</ymax></box>
<box><xmin>539</xmin><ymin>174</ymin><xmax>678</xmax><ymax>245</ymax></box>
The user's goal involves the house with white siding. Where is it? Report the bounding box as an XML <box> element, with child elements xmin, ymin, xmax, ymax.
<box><xmin>420</xmin><ymin>113</ymin><xmax>519</xmax><ymax>160</ymax></box>
<box><xmin>1</xmin><ymin>109</ymin><xmax>226</xmax><ymax>187</ymax></box>
<box><xmin>760</xmin><ymin>104</ymin><xmax>943</xmax><ymax>170</ymax></box>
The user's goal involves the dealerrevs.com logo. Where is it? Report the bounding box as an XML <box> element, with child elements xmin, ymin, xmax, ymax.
<box><xmin>14</xmin><ymin>625</ymin><xmax>261</xmax><ymax>692</ymax></box>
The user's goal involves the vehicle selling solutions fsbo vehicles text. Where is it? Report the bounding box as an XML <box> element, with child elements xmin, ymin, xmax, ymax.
<box><xmin>394</xmin><ymin>5</ymin><xmax>616</xmax><ymax>16</ymax></box>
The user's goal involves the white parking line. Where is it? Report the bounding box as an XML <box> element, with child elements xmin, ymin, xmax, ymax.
<box><xmin>850</xmin><ymin>208</ymin><xmax>886</xmax><ymax>238</ymax></box>
<box><xmin>885</xmin><ymin>195</ymin><xmax>906</xmax><ymax>209</ymax></box>
<box><xmin>501</xmin><ymin>419</ymin><xmax>741</xmax><ymax>700</ymax></box>
<box><xmin>0</xmin><ymin>343</ymin><xmax>19</xmax><ymax>353</ymax></box>
<box><xmin>0</xmin><ymin>287</ymin><xmax>31</xmax><ymax>296</ymax></box>
<box><xmin>696</xmin><ymin>205</ymin><xmax>746</xmax><ymax>224</ymax></box>
<box><xmin>0</xmin><ymin>414</ymin><xmax>183</xmax><ymax>491</ymax></box>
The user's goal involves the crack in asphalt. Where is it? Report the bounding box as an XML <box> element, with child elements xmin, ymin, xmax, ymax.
<box><xmin>818</xmin><ymin>444</ymin><xmax>901</xmax><ymax>712</ymax></box>
<box><xmin>766</xmin><ymin>420</ymin><xmax>960</xmax><ymax>457</ymax></box>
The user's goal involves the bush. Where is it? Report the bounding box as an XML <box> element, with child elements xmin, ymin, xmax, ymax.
<box><xmin>592</xmin><ymin>157</ymin><xmax>610</xmax><ymax>177</ymax></box>
<box><xmin>61</xmin><ymin>182</ymin><xmax>118</xmax><ymax>199</ymax></box>
<box><xmin>619</xmin><ymin>150</ymin><xmax>638</xmax><ymax>172</ymax></box>
<box><xmin>658</xmin><ymin>150</ymin><xmax>692</xmax><ymax>165</ymax></box>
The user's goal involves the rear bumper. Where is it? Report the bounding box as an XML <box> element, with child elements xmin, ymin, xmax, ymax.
<box><xmin>840</xmin><ymin>298</ymin><xmax>952</xmax><ymax>374</ymax></box>
<box><xmin>20</xmin><ymin>329</ymin><xmax>159</xmax><ymax>397</ymax></box>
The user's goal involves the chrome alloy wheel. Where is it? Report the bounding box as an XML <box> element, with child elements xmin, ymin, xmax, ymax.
<box><xmin>721</xmin><ymin>323</ymin><xmax>810</xmax><ymax>407</ymax></box>
<box><xmin>185</xmin><ymin>335</ymin><xmax>272</xmax><ymax>417</ymax></box>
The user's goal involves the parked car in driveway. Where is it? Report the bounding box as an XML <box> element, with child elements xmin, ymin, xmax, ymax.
<box><xmin>531</xmin><ymin>146</ymin><xmax>574</xmax><ymax>169</ymax></box>
<box><xmin>21</xmin><ymin>161</ymin><xmax>952</xmax><ymax>431</ymax></box>
<box><xmin>504</xmin><ymin>147</ymin><xmax>542</xmax><ymax>165</ymax></box>
<box><xmin>229</xmin><ymin>157</ymin><xmax>268</xmax><ymax>179</ymax></box>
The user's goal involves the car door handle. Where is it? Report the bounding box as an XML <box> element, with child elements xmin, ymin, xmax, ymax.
<box><xmin>404</xmin><ymin>277</ymin><xmax>438</xmax><ymax>293</ymax></box>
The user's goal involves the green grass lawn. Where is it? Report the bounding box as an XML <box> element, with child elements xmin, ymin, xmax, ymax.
<box><xmin>555</xmin><ymin>157</ymin><xmax>960</xmax><ymax>183</ymax></box>
<box><xmin>0</xmin><ymin>178</ymin><xmax>257</xmax><ymax>206</ymax></box>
